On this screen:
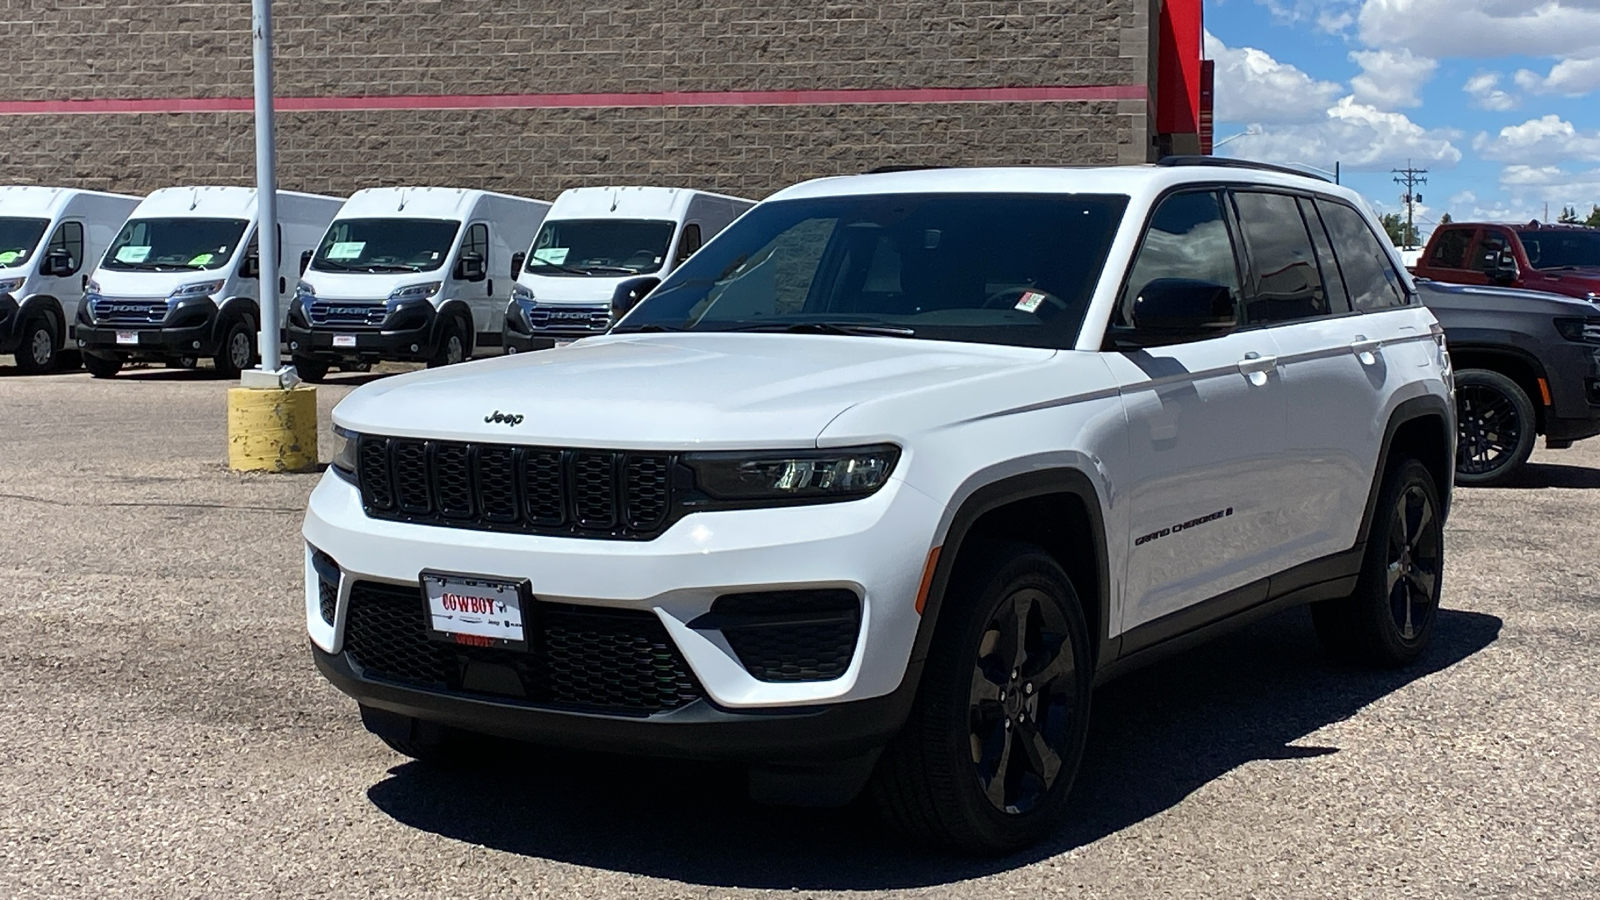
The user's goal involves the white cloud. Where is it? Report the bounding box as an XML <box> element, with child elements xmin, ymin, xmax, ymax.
<box><xmin>1318</xmin><ymin>10</ymin><xmax>1356</xmax><ymax>34</ymax></box>
<box><xmin>1497</xmin><ymin>165</ymin><xmax>1600</xmax><ymax>211</ymax></box>
<box><xmin>1221</xmin><ymin>96</ymin><xmax>1462</xmax><ymax>171</ymax></box>
<box><xmin>1515</xmin><ymin>54</ymin><xmax>1600</xmax><ymax>96</ymax></box>
<box><xmin>1349</xmin><ymin>48</ymin><xmax>1437</xmax><ymax>108</ymax></box>
<box><xmin>1358</xmin><ymin>0</ymin><xmax>1600</xmax><ymax>59</ymax></box>
<box><xmin>1473</xmin><ymin>115</ymin><xmax>1600</xmax><ymax>164</ymax></box>
<box><xmin>1463</xmin><ymin>72</ymin><xmax>1518</xmax><ymax>111</ymax></box>
<box><xmin>1205</xmin><ymin>32</ymin><xmax>1345</xmax><ymax>124</ymax></box>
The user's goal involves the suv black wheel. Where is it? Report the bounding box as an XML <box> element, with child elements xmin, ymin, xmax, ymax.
<box><xmin>1313</xmin><ymin>457</ymin><xmax>1443</xmax><ymax>667</ymax></box>
<box><xmin>82</xmin><ymin>352</ymin><xmax>123</xmax><ymax>379</ymax></box>
<box><xmin>1455</xmin><ymin>368</ymin><xmax>1535</xmax><ymax>486</ymax></box>
<box><xmin>14</xmin><ymin>313</ymin><xmax>58</xmax><ymax>374</ymax></box>
<box><xmin>427</xmin><ymin>318</ymin><xmax>468</xmax><ymax>369</ymax></box>
<box><xmin>214</xmin><ymin>320</ymin><xmax>256</xmax><ymax>379</ymax></box>
<box><xmin>293</xmin><ymin>355</ymin><xmax>329</xmax><ymax>383</ymax></box>
<box><xmin>872</xmin><ymin>542</ymin><xmax>1093</xmax><ymax>854</ymax></box>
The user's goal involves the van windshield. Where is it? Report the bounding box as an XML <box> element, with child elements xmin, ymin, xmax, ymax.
<box><xmin>311</xmin><ymin>218</ymin><xmax>461</xmax><ymax>273</ymax></box>
<box><xmin>0</xmin><ymin>218</ymin><xmax>49</xmax><ymax>268</ymax></box>
<box><xmin>525</xmin><ymin>219</ymin><xmax>676</xmax><ymax>276</ymax></box>
<box><xmin>1516</xmin><ymin>229</ymin><xmax>1600</xmax><ymax>269</ymax></box>
<box><xmin>613</xmin><ymin>193</ymin><xmax>1129</xmax><ymax>350</ymax></box>
<box><xmin>103</xmin><ymin>218</ymin><xmax>249</xmax><ymax>271</ymax></box>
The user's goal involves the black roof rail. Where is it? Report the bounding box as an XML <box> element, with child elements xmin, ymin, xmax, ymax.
<box><xmin>862</xmin><ymin>165</ymin><xmax>952</xmax><ymax>175</ymax></box>
<box><xmin>1157</xmin><ymin>155</ymin><xmax>1332</xmax><ymax>183</ymax></box>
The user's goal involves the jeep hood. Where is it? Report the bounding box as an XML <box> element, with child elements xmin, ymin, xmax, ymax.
<box><xmin>332</xmin><ymin>332</ymin><xmax>1056</xmax><ymax>449</ymax></box>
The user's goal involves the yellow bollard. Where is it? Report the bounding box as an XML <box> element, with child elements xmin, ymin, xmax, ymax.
<box><xmin>227</xmin><ymin>385</ymin><xmax>319</xmax><ymax>472</ymax></box>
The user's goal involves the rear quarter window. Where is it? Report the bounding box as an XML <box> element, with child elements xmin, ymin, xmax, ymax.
<box><xmin>1318</xmin><ymin>201</ymin><xmax>1409</xmax><ymax>311</ymax></box>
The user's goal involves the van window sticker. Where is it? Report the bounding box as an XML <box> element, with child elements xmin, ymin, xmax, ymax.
<box><xmin>328</xmin><ymin>241</ymin><xmax>365</xmax><ymax>260</ymax></box>
<box><xmin>116</xmin><ymin>246</ymin><xmax>152</xmax><ymax>263</ymax></box>
<box><xmin>189</xmin><ymin>253</ymin><xmax>214</xmax><ymax>266</ymax></box>
<box><xmin>534</xmin><ymin>247</ymin><xmax>570</xmax><ymax>264</ymax></box>
<box><xmin>0</xmin><ymin>250</ymin><xmax>20</xmax><ymax>265</ymax></box>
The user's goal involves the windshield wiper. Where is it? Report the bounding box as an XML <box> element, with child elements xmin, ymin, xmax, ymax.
<box><xmin>361</xmin><ymin>263</ymin><xmax>423</xmax><ymax>273</ymax></box>
<box><xmin>720</xmin><ymin>321</ymin><xmax>916</xmax><ymax>338</ymax></box>
<box><xmin>584</xmin><ymin>265</ymin><xmax>640</xmax><ymax>274</ymax></box>
<box><xmin>314</xmin><ymin>259</ymin><xmax>362</xmax><ymax>271</ymax></box>
<box><xmin>528</xmin><ymin>261</ymin><xmax>590</xmax><ymax>275</ymax></box>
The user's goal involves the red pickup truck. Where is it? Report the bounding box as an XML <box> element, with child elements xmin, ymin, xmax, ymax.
<box><xmin>1411</xmin><ymin>221</ymin><xmax>1600</xmax><ymax>301</ymax></box>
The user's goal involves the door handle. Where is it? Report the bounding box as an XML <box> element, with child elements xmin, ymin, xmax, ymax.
<box><xmin>1351</xmin><ymin>336</ymin><xmax>1381</xmax><ymax>364</ymax></box>
<box><xmin>1237</xmin><ymin>352</ymin><xmax>1277</xmax><ymax>374</ymax></box>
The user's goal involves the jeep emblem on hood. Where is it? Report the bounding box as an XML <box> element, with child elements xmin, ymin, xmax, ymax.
<box><xmin>484</xmin><ymin>410</ymin><xmax>524</xmax><ymax>426</ymax></box>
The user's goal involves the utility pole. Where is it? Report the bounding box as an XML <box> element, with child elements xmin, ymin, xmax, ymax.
<box><xmin>1392</xmin><ymin>161</ymin><xmax>1427</xmax><ymax>249</ymax></box>
<box><xmin>250</xmin><ymin>0</ymin><xmax>282</xmax><ymax>381</ymax></box>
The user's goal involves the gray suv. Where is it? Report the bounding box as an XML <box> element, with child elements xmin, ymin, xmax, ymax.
<box><xmin>1419</xmin><ymin>280</ymin><xmax>1600</xmax><ymax>484</ymax></box>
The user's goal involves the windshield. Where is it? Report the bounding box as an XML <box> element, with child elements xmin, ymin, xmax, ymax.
<box><xmin>311</xmin><ymin>218</ymin><xmax>460</xmax><ymax>273</ymax></box>
<box><xmin>103</xmin><ymin>218</ymin><xmax>249</xmax><ymax>271</ymax></box>
<box><xmin>525</xmin><ymin>219</ymin><xmax>676</xmax><ymax>276</ymax></box>
<box><xmin>0</xmin><ymin>217</ymin><xmax>50</xmax><ymax>268</ymax></box>
<box><xmin>613</xmin><ymin>193</ymin><xmax>1129</xmax><ymax>349</ymax></box>
<box><xmin>1517</xmin><ymin>230</ymin><xmax>1600</xmax><ymax>269</ymax></box>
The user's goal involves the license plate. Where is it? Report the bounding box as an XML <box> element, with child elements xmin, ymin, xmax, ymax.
<box><xmin>332</xmin><ymin>334</ymin><xmax>356</xmax><ymax>348</ymax></box>
<box><xmin>554</xmin><ymin>340</ymin><xmax>573</xmax><ymax>349</ymax></box>
<box><xmin>420</xmin><ymin>571</ymin><xmax>529</xmax><ymax>650</ymax></box>
<box><xmin>115</xmin><ymin>331</ymin><xmax>137</xmax><ymax>345</ymax></box>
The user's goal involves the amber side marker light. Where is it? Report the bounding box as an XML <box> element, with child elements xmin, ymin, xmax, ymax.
<box><xmin>1538</xmin><ymin>377</ymin><xmax>1553</xmax><ymax>406</ymax></box>
<box><xmin>915</xmin><ymin>547</ymin><xmax>942</xmax><ymax>615</ymax></box>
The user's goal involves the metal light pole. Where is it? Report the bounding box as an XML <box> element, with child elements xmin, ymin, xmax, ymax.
<box><xmin>249</xmin><ymin>0</ymin><xmax>284</xmax><ymax>382</ymax></box>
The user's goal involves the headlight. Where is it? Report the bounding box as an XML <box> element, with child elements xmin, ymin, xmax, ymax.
<box><xmin>0</xmin><ymin>277</ymin><xmax>24</xmax><ymax>293</ymax></box>
<box><xmin>296</xmin><ymin>280</ymin><xmax>316</xmax><ymax>300</ymax></box>
<box><xmin>331</xmin><ymin>426</ymin><xmax>359</xmax><ymax>483</ymax></box>
<box><xmin>512</xmin><ymin>283</ymin><xmax>534</xmax><ymax>303</ymax></box>
<box><xmin>388</xmin><ymin>282</ymin><xmax>442</xmax><ymax>303</ymax></box>
<box><xmin>685</xmin><ymin>445</ymin><xmax>900</xmax><ymax>503</ymax></box>
<box><xmin>1553</xmin><ymin>317</ymin><xmax>1600</xmax><ymax>344</ymax></box>
<box><xmin>169</xmin><ymin>280</ymin><xmax>224</xmax><ymax>299</ymax></box>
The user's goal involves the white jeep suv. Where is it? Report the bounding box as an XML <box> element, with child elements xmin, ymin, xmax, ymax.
<box><xmin>304</xmin><ymin>159</ymin><xmax>1454</xmax><ymax>853</ymax></box>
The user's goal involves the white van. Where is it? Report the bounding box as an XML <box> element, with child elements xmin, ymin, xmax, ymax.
<box><xmin>503</xmin><ymin>186</ymin><xmax>754</xmax><ymax>351</ymax></box>
<box><xmin>286</xmin><ymin>187</ymin><xmax>551</xmax><ymax>381</ymax></box>
<box><xmin>0</xmin><ymin>186</ymin><xmax>139</xmax><ymax>373</ymax></box>
<box><xmin>76</xmin><ymin>186</ymin><xmax>341</xmax><ymax>378</ymax></box>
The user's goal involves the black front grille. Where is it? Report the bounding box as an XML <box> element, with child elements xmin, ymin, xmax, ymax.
<box><xmin>358</xmin><ymin>435</ymin><xmax>676</xmax><ymax>539</ymax></box>
<box><xmin>307</xmin><ymin>299</ymin><xmax>387</xmax><ymax>327</ymax></box>
<box><xmin>342</xmin><ymin>580</ymin><xmax>702</xmax><ymax>714</ymax></box>
<box><xmin>525</xmin><ymin>304</ymin><xmax>611</xmax><ymax>335</ymax></box>
<box><xmin>698</xmin><ymin>590</ymin><xmax>862</xmax><ymax>683</ymax></box>
<box><xmin>91</xmin><ymin>297</ymin><xmax>169</xmax><ymax>324</ymax></box>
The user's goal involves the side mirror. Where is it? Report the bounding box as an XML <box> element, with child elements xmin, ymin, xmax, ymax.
<box><xmin>40</xmin><ymin>249</ymin><xmax>74</xmax><ymax>277</ymax></box>
<box><xmin>610</xmin><ymin>276</ymin><xmax>661</xmax><ymax>319</ymax></box>
<box><xmin>1488</xmin><ymin>249</ymin><xmax>1518</xmax><ymax>285</ymax></box>
<box><xmin>510</xmin><ymin>251</ymin><xmax>526</xmax><ymax>280</ymax></box>
<box><xmin>455</xmin><ymin>252</ymin><xmax>487</xmax><ymax>283</ymax></box>
<box><xmin>299</xmin><ymin>249</ymin><xmax>313</xmax><ymax>275</ymax></box>
<box><xmin>240</xmin><ymin>253</ymin><xmax>261</xmax><ymax>280</ymax></box>
<box><xmin>1118</xmin><ymin>278</ymin><xmax>1238</xmax><ymax>347</ymax></box>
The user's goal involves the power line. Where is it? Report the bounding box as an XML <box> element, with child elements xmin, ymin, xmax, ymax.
<box><xmin>1392</xmin><ymin>161</ymin><xmax>1428</xmax><ymax>248</ymax></box>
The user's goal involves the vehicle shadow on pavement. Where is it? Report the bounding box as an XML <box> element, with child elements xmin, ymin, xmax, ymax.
<box><xmin>365</xmin><ymin>607</ymin><xmax>1501</xmax><ymax>889</ymax></box>
<box><xmin>1493</xmin><ymin>462</ymin><xmax>1600</xmax><ymax>490</ymax></box>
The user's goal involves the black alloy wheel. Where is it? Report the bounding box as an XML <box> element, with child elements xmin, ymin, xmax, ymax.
<box><xmin>213</xmin><ymin>320</ymin><xmax>256</xmax><ymax>379</ymax></box>
<box><xmin>1454</xmin><ymin>368</ymin><xmax>1535</xmax><ymax>486</ymax></box>
<box><xmin>14</xmin><ymin>313</ymin><xmax>57</xmax><ymax>374</ymax></box>
<box><xmin>428</xmin><ymin>319</ymin><xmax>468</xmax><ymax>369</ymax></box>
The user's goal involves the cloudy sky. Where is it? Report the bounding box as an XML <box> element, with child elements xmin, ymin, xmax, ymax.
<box><xmin>1208</xmin><ymin>0</ymin><xmax>1600</xmax><ymax>239</ymax></box>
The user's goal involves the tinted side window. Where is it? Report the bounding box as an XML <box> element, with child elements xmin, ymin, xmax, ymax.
<box><xmin>1233</xmin><ymin>191</ymin><xmax>1327</xmax><ymax>323</ymax></box>
<box><xmin>1429</xmin><ymin>228</ymin><xmax>1472</xmax><ymax>269</ymax></box>
<box><xmin>1116</xmin><ymin>190</ymin><xmax>1242</xmax><ymax>327</ymax></box>
<box><xmin>46</xmin><ymin>221</ymin><xmax>85</xmax><ymax>275</ymax></box>
<box><xmin>673</xmin><ymin>223</ymin><xmax>702</xmax><ymax>267</ymax></box>
<box><xmin>1471</xmin><ymin>229</ymin><xmax>1510</xmax><ymax>273</ymax></box>
<box><xmin>1300</xmin><ymin>198</ymin><xmax>1350</xmax><ymax>313</ymax></box>
<box><xmin>1319</xmin><ymin>201</ymin><xmax>1408</xmax><ymax>311</ymax></box>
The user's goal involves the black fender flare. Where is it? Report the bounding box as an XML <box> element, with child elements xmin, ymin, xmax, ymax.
<box><xmin>215</xmin><ymin>296</ymin><xmax>260</xmax><ymax>341</ymax></box>
<box><xmin>433</xmin><ymin>299</ymin><xmax>475</xmax><ymax>355</ymax></box>
<box><xmin>1357</xmin><ymin>393</ymin><xmax>1456</xmax><ymax>545</ymax></box>
<box><xmin>15</xmin><ymin>293</ymin><xmax>69</xmax><ymax>349</ymax></box>
<box><xmin>911</xmin><ymin>467</ymin><xmax>1115</xmax><ymax>681</ymax></box>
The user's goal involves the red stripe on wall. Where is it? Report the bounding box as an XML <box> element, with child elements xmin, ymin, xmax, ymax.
<box><xmin>0</xmin><ymin>84</ymin><xmax>1146</xmax><ymax>116</ymax></box>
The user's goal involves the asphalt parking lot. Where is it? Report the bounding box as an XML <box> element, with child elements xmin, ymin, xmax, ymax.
<box><xmin>1</xmin><ymin>361</ymin><xmax>1596</xmax><ymax>899</ymax></box>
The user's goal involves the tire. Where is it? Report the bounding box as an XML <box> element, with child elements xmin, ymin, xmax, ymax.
<box><xmin>82</xmin><ymin>352</ymin><xmax>123</xmax><ymax>379</ymax></box>
<box><xmin>1312</xmin><ymin>457</ymin><xmax>1444</xmax><ymax>668</ymax></box>
<box><xmin>1454</xmin><ymin>368</ymin><xmax>1536</xmax><ymax>486</ymax></box>
<box><xmin>213</xmin><ymin>320</ymin><xmax>256</xmax><ymax>379</ymax></box>
<box><xmin>426</xmin><ymin>318</ymin><xmax>468</xmax><ymax>369</ymax></box>
<box><xmin>341</xmin><ymin>360</ymin><xmax>372</xmax><ymax>373</ymax></box>
<box><xmin>871</xmin><ymin>541</ymin><xmax>1094</xmax><ymax>854</ymax></box>
<box><xmin>167</xmin><ymin>356</ymin><xmax>198</xmax><ymax>370</ymax></box>
<box><xmin>293</xmin><ymin>355</ymin><xmax>329</xmax><ymax>383</ymax></box>
<box><xmin>13</xmin><ymin>312</ymin><xmax>58</xmax><ymax>374</ymax></box>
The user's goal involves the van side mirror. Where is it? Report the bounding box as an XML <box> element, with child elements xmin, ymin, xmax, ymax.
<box><xmin>457</xmin><ymin>252</ymin><xmax>487</xmax><ymax>283</ymax></box>
<box><xmin>240</xmin><ymin>253</ymin><xmax>260</xmax><ymax>280</ymax></box>
<box><xmin>1115</xmin><ymin>278</ymin><xmax>1238</xmax><ymax>347</ymax></box>
<box><xmin>40</xmin><ymin>249</ymin><xmax>74</xmax><ymax>277</ymax></box>
<box><xmin>300</xmin><ymin>249</ymin><xmax>313</xmax><ymax>275</ymax></box>
<box><xmin>510</xmin><ymin>251</ymin><xmax>526</xmax><ymax>280</ymax></box>
<box><xmin>1488</xmin><ymin>249</ymin><xmax>1518</xmax><ymax>285</ymax></box>
<box><xmin>610</xmin><ymin>276</ymin><xmax>661</xmax><ymax>319</ymax></box>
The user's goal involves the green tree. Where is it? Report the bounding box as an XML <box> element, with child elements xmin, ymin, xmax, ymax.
<box><xmin>1586</xmin><ymin>205</ymin><xmax>1600</xmax><ymax>228</ymax></box>
<box><xmin>1558</xmin><ymin>205</ymin><xmax>1581</xmax><ymax>224</ymax></box>
<box><xmin>1440</xmin><ymin>212</ymin><xmax>1453</xmax><ymax>225</ymax></box>
<box><xmin>1380</xmin><ymin>212</ymin><xmax>1419</xmax><ymax>248</ymax></box>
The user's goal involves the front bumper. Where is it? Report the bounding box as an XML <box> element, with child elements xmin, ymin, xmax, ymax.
<box><xmin>77</xmin><ymin>298</ymin><xmax>221</xmax><ymax>358</ymax></box>
<box><xmin>1541</xmin><ymin>341</ymin><xmax>1600</xmax><ymax>443</ymax></box>
<box><xmin>0</xmin><ymin>294</ymin><xmax>21</xmax><ymax>353</ymax></box>
<box><xmin>303</xmin><ymin>468</ymin><xmax>941</xmax><ymax>754</ymax></box>
<box><xmin>286</xmin><ymin>306</ymin><xmax>438</xmax><ymax>363</ymax></box>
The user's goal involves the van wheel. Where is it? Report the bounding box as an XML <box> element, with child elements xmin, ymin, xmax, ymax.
<box><xmin>168</xmin><ymin>356</ymin><xmax>198</xmax><ymax>370</ymax></box>
<box><xmin>14</xmin><ymin>313</ymin><xmax>57</xmax><ymax>374</ymax></box>
<box><xmin>1313</xmin><ymin>457</ymin><xmax>1443</xmax><ymax>667</ymax></box>
<box><xmin>83</xmin><ymin>352</ymin><xmax>123</xmax><ymax>379</ymax></box>
<box><xmin>293</xmin><ymin>355</ymin><xmax>329</xmax><ymax>383</ymax></box>
<box><xmin>1454</xmin><ymin>368</ymin><xmax>1535</xmax><ymax>486</ymax></box>
<box><xmin>213</xmin><ymin>320</ymin><xmax>256</xmax><ymax>379</ymax></box>
<box><xmin>427</xmin><ymin>319</ymin><xmax>468</xmax><ymax>368</ymax></box>
<box><xmin>871</xmin><ymin>542</ymin><xmax>1093</xmax><ymax>854</ymax></box>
